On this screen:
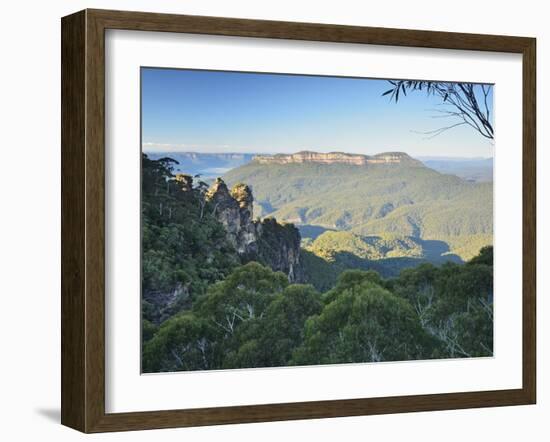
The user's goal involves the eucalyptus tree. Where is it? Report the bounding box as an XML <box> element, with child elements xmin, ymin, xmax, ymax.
<box><xmin>383</xmin><ymin>80</ymin><xmax>494</xmax><ymax>140</ymax></box>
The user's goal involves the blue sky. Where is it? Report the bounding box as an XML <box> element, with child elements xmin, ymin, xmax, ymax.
<box><xmin>141</xmin><ymin>68</ymin><xmax>494</xmax><ymax>158</ymax></box>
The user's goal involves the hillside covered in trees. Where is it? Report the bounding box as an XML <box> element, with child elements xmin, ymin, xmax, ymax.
<box><xmin>143</xmin><ymin>252</ymin><xmax>493</xmax><ymax>372</ymax></box>
<box><xmin>224</xmin><ymin>151</ymin><xmax>492</xmax><ymax>261</ymax></box>
<box><xmin>141</xmin><ymin>154</ymin><xmax>493</xmax><ymax>372</ymax></box>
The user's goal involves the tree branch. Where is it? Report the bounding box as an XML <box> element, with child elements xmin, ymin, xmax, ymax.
<box><xmin>384</xmin><ymin>80</ymin><xmax>494</xmax><ymax>141</ymax></box>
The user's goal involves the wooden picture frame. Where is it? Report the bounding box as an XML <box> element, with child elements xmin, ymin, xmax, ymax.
<box><xmin>61</xmin><ymin>8</ymin><xmax>536</xmax><ymax>433</ymax></box>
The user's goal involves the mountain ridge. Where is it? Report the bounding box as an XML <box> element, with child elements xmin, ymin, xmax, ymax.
<box><xmin>253</xmin><ymin>151</ymin><xmax>422</xmax><ymax>166</ymax></box>
<box><xmin>144</xmin><ymin>150</ymin><xmax>492</xmax><ymax>183</ymax></box>
<box><xmin>223</xmin><ymin>154</ymin><xmax>492</xmax><ymax>260</ymax></box>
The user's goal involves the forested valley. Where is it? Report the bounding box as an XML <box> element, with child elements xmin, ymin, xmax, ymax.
<box><xmin>141</xmin><ymin>154</ymin><xmax>493</xmax><ymax>372</ymax></box>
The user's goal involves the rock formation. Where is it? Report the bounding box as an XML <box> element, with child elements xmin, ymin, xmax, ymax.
<box><xmin>253</xmin><ymin>151</ymin><xmax>421</xmax><ymax>166</ymax></box>
<box><xmin>206</xmin><ymin>178</ymin><xmax>302</xmax><ymax>282</ymax></box>
<box><xmin>205</xmin><ymin>178</ymin><xmax>258</xmax><ymax>256</ymax></box>
<box><xmin>255</xmin><ymin>217</ymin><xmax>303</xmax><ymax>283</ymax></box>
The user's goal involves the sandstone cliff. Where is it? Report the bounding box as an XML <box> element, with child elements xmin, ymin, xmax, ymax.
<box><xmin>206</xmin><ymin>178</ymin><xmax>303</xmax><ymax>282</ymax></box>
<box><xmin>206</xmin><ymin>179</ymin><xmax>258</xmax><ymax>256</ymax></box>
<box><xmin>253</xmin><ymin>150</ymin><xmax>421</xmax><ymax>166</ymax></box>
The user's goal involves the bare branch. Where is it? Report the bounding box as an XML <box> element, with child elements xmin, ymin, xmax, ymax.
<box><xmin>411</xmin><ymin>122</ymin><xmax>468</xmax><ymax>139</ymax></box>
<box><xmin>383</xmin><ymin>80</ymin><xmax>494</xmax><ymax>141</ymax></box>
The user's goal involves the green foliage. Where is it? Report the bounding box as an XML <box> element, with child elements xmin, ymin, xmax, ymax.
<box><xmin>223</xmin><ymin>284</ymin><xmax>323</xmax><ymax>368</ymax></box>
<box><xmin>224</xmin><ymin>160</ymin><xmax>493</xmax><ymax>260</ymax></box>
<box><xmin>300</xmin><ymin>249</ymin><xmax>342</xmax><ymax>292</ymax></box>
<box><xmin>392</xmin><ymin>255</ymin><xmax>493</xmax><ymax>358</ymax></box>
<box><xmin>468</xmin><ymin>245</ymin><xmax>493</xmax><ymax>266</ymax></box>
<box><xmin>142</xmin><ymin>313</ymin><xmax>218</xmax><ymax>372</ymax></box>
<box><xmin>142</xmin><ymin>319</ymin><xmax>158</xmax><ymax>344</ymax></box>
<box><xmin>300</xmin><ymin>230</ymin><xmax>466</xmax><ymax>290</ymax></box>
<box><xmin>323</xmin><ymin>269</ymin><xmax>386</xmax><ymax>304</ymax></box>
<box><xmin>143</xmin><ymin>262</ymin><xmax>320</xmax><ymax>371</ymax></box>
<box><xmin>292</xmin><ymin>279</ymin><xmax>432</xmax><ymax>365</ymax></box>
<box><xmin>141</xmin><ymin>154</ymin><xmax>240</xmax><ymax>324</ymax></box>
<box><xmin>141</xmin><ymin>153</ymin><xmax>494</xmax><ymax>372</ymax></box>
<box><xmin>143</xmin><ymin>247</ymin><xmax>493</xmax><ymax>372</ymax></box>
<box><xmin>306</xmin><ymin>231</ymin><xmax>424</xmax><ymax>261</ymax></box>
<box><xmin>195</xmin><ymin>262</ymin><xmax>289</xmax><ymax>335</ymax></box>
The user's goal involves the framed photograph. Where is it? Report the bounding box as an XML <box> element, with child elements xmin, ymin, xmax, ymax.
<box><xmin>61</xmin><ymin>9</ymin><xmax>536</xmax><ymax>433</ymax></box>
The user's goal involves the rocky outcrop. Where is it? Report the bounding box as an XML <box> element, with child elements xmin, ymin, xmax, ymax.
<box><xmin>255</xmin><ymin>218</ymin><xmax>303</xmax><ymax>283</ymax></box>
<box><xmin>143</xmin><ymin>282</ymin><xmax>191</xmax><ymax>324</ymax></box>
<box><xmin>206</xmin><ymin>179</ymin><xmax>258</xmax><ymax>256</ymax></box>
<box><xmin>206</xmin><ymin>178</ymin><xmax>302</xmax><ymax>282</ymax></box>
<box><xmin>253</xmin><ymin>151</ymin><xmax>421</xmax><ymax>166</ymax></box>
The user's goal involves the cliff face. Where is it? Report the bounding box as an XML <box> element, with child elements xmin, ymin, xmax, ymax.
<box><xmin>206</xmin><ymin>178</ymin><xmax>302</xmax><ymax>282</ymax></box>
<box><xmin>255</xmin><ymin>218</ymin><xmax>303</xmax><ymax>283</ymax></box>
<box><xmin>206</xmin><ymin>179</ymin><xmax>258</xmax><ymax>256</ymax></box>
<box><xmin>253</xmin><ymin>151</ymin><xmax>421</xmax><ymax>166</ymax></box>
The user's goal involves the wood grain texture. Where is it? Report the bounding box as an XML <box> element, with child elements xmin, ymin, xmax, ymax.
<box><xmin>60</xmin><ymin>8</ymin><xmax>537</xmax><ymax>433</ymax></box>
<box><xmin>522</xmin><ymin>38</ymin><xmax>537</xmax><ymax>403</ymax></box>
<box><xmin>89</xmin><ymin>8</ymin><xmax>532</xmax><ymax>52</ymax></box>
<box><xmin>84</xmin><ymin>9</ymin><xmax>107</xmax><ymax>432</ymax></box>
<box><xmin>61</xmin><ymin>10</ymin><xmax>86</xmax><ymax>432</ymax></box>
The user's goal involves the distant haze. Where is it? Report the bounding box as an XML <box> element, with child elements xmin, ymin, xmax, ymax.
<box><xmin>144</xmin><ymin>150</ymin><xmax>493</xmax><ymax>183</ymax></box>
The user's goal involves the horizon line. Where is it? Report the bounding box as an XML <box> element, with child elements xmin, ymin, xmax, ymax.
<box><xmin>142</xmin><ymin>149</ymin><xmax>494</xmax><ymax>160</ymax></box>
